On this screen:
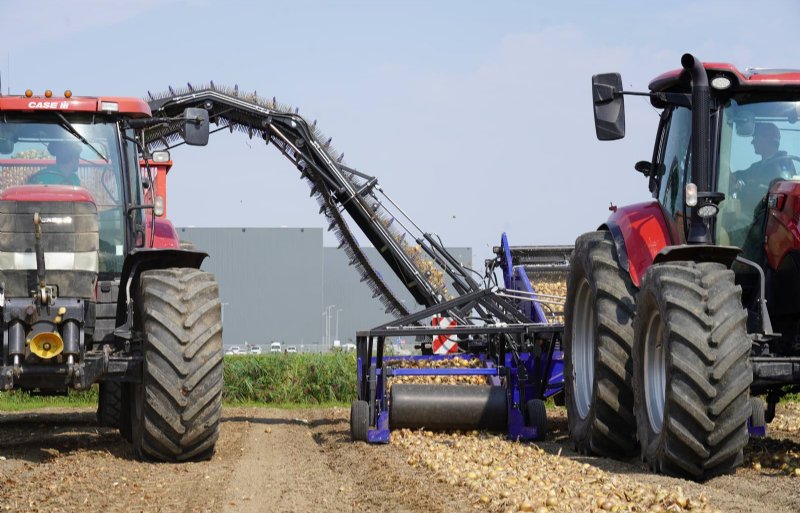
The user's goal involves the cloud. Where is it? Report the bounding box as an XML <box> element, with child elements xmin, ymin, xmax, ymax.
<box><xmin>0</xmin><ymin>0</ymin><xmax>179</xmax><ymax>51</ymax></box>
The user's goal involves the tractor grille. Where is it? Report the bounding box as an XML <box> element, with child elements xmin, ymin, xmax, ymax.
<box><xmin>0</xmin><ymin>199</ymin><xmax>99</xmax><ymax>298</ymax></box>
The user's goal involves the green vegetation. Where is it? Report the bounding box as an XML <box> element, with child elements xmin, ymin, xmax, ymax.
<box><xmin>0</xmin><ymin>352</ymin><xmax>358</xmax><ymax>411</ymax></box>
<box><xmin>0</xmin><ymin>386</ymin><xmax>98</xmax><ymax>411</ymax></box>
<box><xmin>779</xmin><ymin>391</ymin><xmax>800</xmax><ymax>404</ymax></box>
<box><xmin>223</xmin><ymin>352</ymin><xmax>357</xmax><ymax>404</ymax></box>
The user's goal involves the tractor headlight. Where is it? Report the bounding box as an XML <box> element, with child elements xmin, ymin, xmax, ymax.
<box><xmin>697</xmin><ymin>203</ymin><xmax>719</xmax><ymax>218</ymax></box>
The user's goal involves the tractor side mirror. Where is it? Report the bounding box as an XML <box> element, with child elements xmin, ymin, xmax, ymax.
<box><xmin>182</xmin><ymin>107</ymin><xmax>210</xmax><ymax>146</ymax></box>
<box><xmin>635</xmin><ymin>160</ymin><xmax>651</xmax><ymax>176</ymax></box>
<box><xmin>592</xmin><ymin>73</ymin><xmax>625</xmax><ymax>140</ymax></box>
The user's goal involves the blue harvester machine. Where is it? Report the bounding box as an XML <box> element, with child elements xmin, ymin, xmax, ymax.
<box><xmin>351</xmin><ymin>234</ymin><xmax>573</xmax><ymax>443</ymax></box>
<box><xmin>132</xmin><ymin>84</ymin><xmax>571</xmax><ymax>445</ymax></box>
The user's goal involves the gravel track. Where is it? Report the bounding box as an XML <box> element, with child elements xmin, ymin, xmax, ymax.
<box><xmin>1</xmin><ymin>405</ymin><xmax>799</xmax><ymax>512</ymax></box>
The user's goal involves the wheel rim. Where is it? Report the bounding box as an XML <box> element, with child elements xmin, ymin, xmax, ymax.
<box><xmin>643</xmin><ymin>309</ymin><xmax>666</xmax><ymax>434</ymax></box>
<box><xmin>572</xmin><ymin>278</ymin><xmax>595</xmax><ymax>420</ymax></box>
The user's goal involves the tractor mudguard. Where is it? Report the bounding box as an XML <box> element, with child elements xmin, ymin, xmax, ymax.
<box><xmin>652</xmin><ymin>245</ymin><xmax>741</xmax><ymax>267</ymax></box>
<box><xmin>146</xmin><ymin>217</ymin><xmax>182</xmax><ymax>249</ymax></box>
<box><xmin>115</xmin><ymin>248</ymin><xmax>208</xmax><ymax>325</ymax></box>
<box><xmin>601</xmin><ymin>201</ymin><xmax>677</xmax><ymax>287</ymax></box>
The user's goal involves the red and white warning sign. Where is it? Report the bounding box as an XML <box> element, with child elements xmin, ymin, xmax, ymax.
<box><xmin>431</xmin><ymin>315</ymin><xmax>458</xmax><ymax>354</ymax></box>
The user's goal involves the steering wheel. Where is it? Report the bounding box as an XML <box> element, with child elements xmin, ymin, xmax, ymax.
<box><xmin>732</xmin><ymin>154</ymin><xmax>800</xmax><ymax>196</ymax></box>
<box><xmin>100</xmin><ymin>166</ymin><xmax>120</xmax><ymax>205</ymax></box>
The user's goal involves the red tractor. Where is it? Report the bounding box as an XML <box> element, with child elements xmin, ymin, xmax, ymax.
<box><xmin>565</xmin><ymin>54</ymin><xmax>800</xmax><ymax>479</ymax></box>
<box><xmin>0</xmin><ymin>89</ymin><xmax>223</xmax><ymax>461</ymax></box>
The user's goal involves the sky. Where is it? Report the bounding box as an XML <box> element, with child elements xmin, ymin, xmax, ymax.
<box><xmin>3</xmin><ymin>0</ymin><xmax>799</xmax><ymax>265</ymax></box>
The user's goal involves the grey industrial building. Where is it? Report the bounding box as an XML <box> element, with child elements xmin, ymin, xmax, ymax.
<box><xmin>177</xmin><ymin>227</ymin><xmax>471</xmax><ymax>353</ymax></box>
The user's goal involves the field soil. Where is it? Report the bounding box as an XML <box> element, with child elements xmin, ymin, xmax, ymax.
<box><xmin>1</xmin><ymin>404</ymin><xmax>800</xmax><ymax>513</ymax></box>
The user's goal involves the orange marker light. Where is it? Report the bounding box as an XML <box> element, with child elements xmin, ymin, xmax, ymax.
<box><xmin>25</xmin><ymin>89</ymin><xmax>33</xmax><ymax>97</ymax></box>
<box><xmin>44</xmin><ymin>90</ymin><xmax>53</xmax><ymax>98</ymax></box>
<box><xmin>64</xmin><ymin>90</ymin><xmax>72</xmax><ymax>98</ymax></box>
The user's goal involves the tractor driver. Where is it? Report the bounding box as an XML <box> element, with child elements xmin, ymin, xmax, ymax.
<box><xmin>732</xmin><ymin>122</ymin><xmax>795</xmax><ymax>207</ymax></box>
<box><xmin>27</xmin><ymin>141</ymin><xmax>83</xmax><ymax>186</ymax></box>
<box><xmin>731</xmin><ymin>122</ymin><xmax>796</xmax><ymax>262</ymax></box>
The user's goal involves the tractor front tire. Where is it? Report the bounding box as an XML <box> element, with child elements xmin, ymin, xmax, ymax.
<box><xmin>131</xmin><ymin>268</ymin><xmax>224</xmax><ymax>462</ymax></box>
<box><xmin>633</xmin><ymin>262</ymin><xmax>751</xmax><ymax>480</ymax></box>
<box><xmin>564</xmin><ymin>231</ymin><xmax>638</xmax><ymax>457</ymax></box>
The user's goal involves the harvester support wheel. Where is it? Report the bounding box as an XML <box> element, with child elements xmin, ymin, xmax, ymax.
<box><xmin>564</xmin><ymin>231</ymin><xmax>638</xmax><ymax>457</ymax></box>
<box><xmin>97</xmin><ymin>380</ymin><xmax>123</xmax><ymax>428</ymax></box>
<box><xmin>525</xmin><ymin>399</ymin><xmax>548</xmax><ymax>440</ymax></box>
<box><xmin>750</xmin><ymin>397</ymin><xmax>766</xmax><ymax>430</ymax></box>
<box><xmin>131</xmin><ymin>268</ymin><xmax>224</xmax><ymax>462</ymax></box>
<box><xmin>633</xmin><ymin>262</ymin><xmax>752</xmax><ymax>480</ymax></box>
<box><xmin>350</xmin><ymin>400</ymin><xmax>369</xmax><ymax>442</ymax></box>
<box><xmin>119</xmin><ymin>383</ymin><xmax>133</xmax><ymax>443</ymax></box>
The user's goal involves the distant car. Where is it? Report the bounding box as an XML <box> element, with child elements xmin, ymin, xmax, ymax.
<box><xmin>286</xmin><ymin>346</ymin><xmax>298</xmax><ymax>353</ymax></box>
<box><xmin>227</xmin><ymin>345</ymin><xmax>243</xmax><ymax>355</ymax></box>
<box><xmin>250</xmin><ymin>346</ymin><xmax>262</xmax><ymax>354</ymax></box>
<box><xmin>270</xmin><ymin>342</ymin><xmax>282</xmax><ymax>353</ymax></box>
<box><xmin>342</xmin><ymin>343</ymin><xmax>356</xmax><ymax>352</ymax></box>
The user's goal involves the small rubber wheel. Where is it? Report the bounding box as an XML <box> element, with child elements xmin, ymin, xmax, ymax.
<box><xmin>526</xmin><ymin>399</ymin><xmax>548</xmax><ymax>441</ymax></box>
<box><xmin>96</xmin><ymin>381</ymin><xmax>123</xmax><ymax>428</ymax></box>
<box><xmin>750</xmin><ymin>397</ymin><xmax>766</xmax><ymax>430</ymax></box>
<box><xmin>350</xmin><ymin>400</ymin><xmax>369</xmax><ymax>442</ymax></box>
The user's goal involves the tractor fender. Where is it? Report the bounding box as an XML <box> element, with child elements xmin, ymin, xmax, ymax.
<box><xmin>600</xmin><ymin>201</ymin><xmax>677</xmax><ymax>287</ymax></box>
<box><xmin>145</xmin><ymin>217</ymin><xmax>181</xmax><ymax>249</ymax></box>
<box><xmin>115</xmin><ymin>248</ymin><xmax>209</xmax><ymax>324</ymax></box>
<box><xmin>652</xmin><ymin>244</ymin><xmax>741</xmax><ymax>267</ymax></box>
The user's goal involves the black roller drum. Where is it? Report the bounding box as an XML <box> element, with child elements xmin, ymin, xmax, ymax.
<box><xmin>390</xmin><ymin>384</ymin><xmax>508</xmax><ymax>432</ymax></box>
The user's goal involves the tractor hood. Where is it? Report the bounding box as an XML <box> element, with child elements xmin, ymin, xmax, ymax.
<box><xmin>0</xmin><ymin>184</ymin><xmax>96</xmax><ymax>204</ymax></box>
<box><xmin>0</xmin><ymin>185</ymin><xmax>99</xmax><ymax>299</ymax></box>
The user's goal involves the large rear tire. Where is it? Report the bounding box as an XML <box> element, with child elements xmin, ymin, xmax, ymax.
<box><xmin>633</xmin><ymin>262</ymin><xmax>751</xmax><ymax>480</ymax></box>
<box><xmin>131</xmin><ymin>268</ymin><xmax>224</xmax><ymax>462</ymax></box>
<box><xmin>564</xmin><ymin>231</ymin><xmax>638</xmax><ymax>457</ymax></box>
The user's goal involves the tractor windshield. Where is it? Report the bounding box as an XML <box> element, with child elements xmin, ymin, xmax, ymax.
<box><xmin>0</xmin><ymin>116</ymin><xmax>126</xmax><ymax>273</ymax></box>
<box><xmin>717</xmin><ymin>99</ymin><xmax>800</xmax><ymax>259</ymax></box>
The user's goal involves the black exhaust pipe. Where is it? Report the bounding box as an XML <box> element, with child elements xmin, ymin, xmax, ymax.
<box><xmin>681</xmin><ymin>53</ymin><xmax>714</xmax><ymax>244</ymax></box>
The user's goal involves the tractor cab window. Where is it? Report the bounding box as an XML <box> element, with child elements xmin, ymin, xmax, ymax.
<box><xmin>656</xmin><ymin>106</ymin><xmax>692</xmax><ymax>241</ymax></box>
<box><xmin>0</xmin><ymin>117</ymin><xmax>126</xmax><ymax>273</ymax></box>
<box><xmin>717</xmin><ymin>100</ymin><xmax>800</xmax><ymax>259</ymax></box>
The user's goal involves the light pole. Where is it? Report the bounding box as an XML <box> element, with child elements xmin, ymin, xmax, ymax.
<box><xmin>326</xmin><ymin>305</ymin><xmax>336</xmax><ymax>348</ymax></box>
<box><xmin>221</xmin><ymin>302</ymin><xmax>230</xmax><ymax>324</ymax></box>
<box><xmin>335</xmin><ymin>308</ymin><xmax>343</xmax><ymax>342</ymax></box>
<box><xmin>322</xmin><ymin>311</ymin><xmax>327</xmax><ymax>347</ymax></box>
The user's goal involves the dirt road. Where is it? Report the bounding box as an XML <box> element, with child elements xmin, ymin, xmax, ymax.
<box><xmin>1</xmin><ymin>405</ymin><xmax>799</xmax><ymax>513</ymax></box>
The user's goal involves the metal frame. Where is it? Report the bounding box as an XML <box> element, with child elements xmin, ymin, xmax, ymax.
<box><xmin>355</xmin><ymin>288</ymin><xmax>564</xmax><ymax>443</ymax></box>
